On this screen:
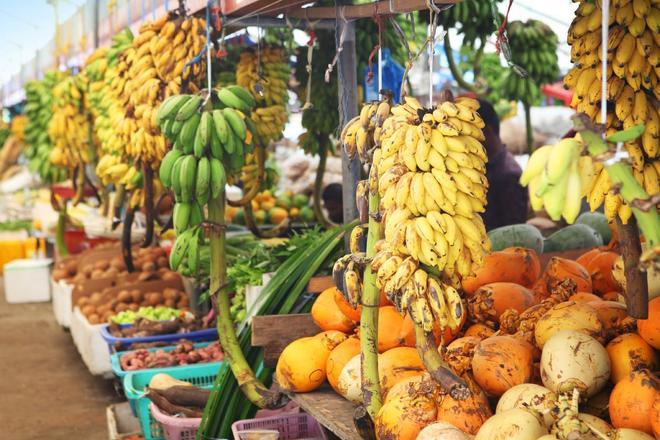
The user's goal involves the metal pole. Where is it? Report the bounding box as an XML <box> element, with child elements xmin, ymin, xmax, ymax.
<box><xmin>337</xmin><ymin>17</ymin><xmax>360</xmax><ymax>247</ymax></box>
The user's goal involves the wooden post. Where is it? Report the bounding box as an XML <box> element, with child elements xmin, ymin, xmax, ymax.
<box><xmin>337</xmin><ymin>12</ymin><xmax>360</xmax><ymax>248</ymax></box>
<box><xmin>616</xmin><ymin>217</ymin><xmax>648</xmax><ymax>319</ymax></box>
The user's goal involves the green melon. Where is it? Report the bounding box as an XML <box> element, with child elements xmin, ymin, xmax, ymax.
<box><xmin>487</xmin><ymin>223</ymin><xmax>544</xmax><ymax>254</ymax></box>
<box><xmin>575</xmin><ymin>212</ymin><xmax>612</xmax><ymax>244</ymax></box>
<box><xmin>543</xmin><ymin>223</ymin><xmax>603</xmax><ymax>253</ymax></box>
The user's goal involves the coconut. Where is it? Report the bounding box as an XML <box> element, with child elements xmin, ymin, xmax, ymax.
<box><xmin>609</xmin><ymin>370</ymin><xmax>658</xmax><ymax>435</ymax></box>
<box><xmin>471</xmin><ymin>336</ymin><xmax>535</xmax><ymax>396</ymax></box>
<box><xmin>375</xmin><ymin>391</ymin><xmax>437</xmax><ymax>440</ymax></box>
<box><xmin>540</xmin><ymin>330</ymin><xmax>610</xmax><ymax>398</ymax></box>
<box><xmin>436</xmin><ymin>376</ymin><xmax>492</xmax><ymax>435</ymax></box>
<box><xmin>534</xmin><ymin>301</ymin><xmax>603</xmax><ymax>348</ymax></box>
<box><xmin>416</xmin><ymin>422</ymin><xmax>472</xmax><ymax>440</ymax></box>
<box><xmin>474</xmin><ymin>408</ymin><xmax>548</xmax><ymax>440</ymax></box>
<box><xmin>326</xmin><ymin>337</ymin><xmax>361</xmax><ymax>394</ymax></box>
<box><xmin>379</xmin><ymin>347</ymin><xmax>425</xmax><ymax>396</ymax></box>
<box><xmin>336</xmin><ymin>353</ymin><xmax>362</xmax><ymax>403</ymax></box>
<box><xmin>578</xmin><ymin>413</ymin><xmax>613</xmax><ymax>438</ymax></box>
<box><xmin>496</xmin><ymin>384</ymin><xmax>557</xmax><ymax>428</ymax></box>
<box><xmin>610</xmin><ymin>428</ymin><xmax>655</xmax><ymax>439</ymax></box>
<box><xmin>606</xmin><ymin>333</ymin><xmax>658</xmax><ymax>384</ymax></box>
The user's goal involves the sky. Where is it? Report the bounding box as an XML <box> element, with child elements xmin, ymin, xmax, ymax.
<box><xmin>0</xmin><ymin>0</ymin><xmax>578</xmax><ymax>89</ymax></box>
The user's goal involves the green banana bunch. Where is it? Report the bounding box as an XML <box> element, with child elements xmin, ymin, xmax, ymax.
<box><xmin>157</xmin><ymin>85</ymin><xmax>255</xmax><ymax>238</ymax></box>
<box><xmin>436</xmin><ymin>0</ymin><xmax>504</xmax><ymax>47</ymax></box>
<box><xmin>507</xmin><ymin>19</ymin><xmax>560</xmax><ymax>86</ymax></box>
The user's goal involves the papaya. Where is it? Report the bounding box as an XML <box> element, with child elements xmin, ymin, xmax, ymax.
<box><xmin>487</xmin><ymin>223</ymin><xmax>544</xmax><ymax>254</ymax></box>
<box><xmin>543</xmin><ymin>224</ymin><xmax>603</xmax><ymax>253</ymax></box>
<box><xmin>576</xmin><ymin>212</ymin><xmax>612</xmax><ymax>244</ymax></box>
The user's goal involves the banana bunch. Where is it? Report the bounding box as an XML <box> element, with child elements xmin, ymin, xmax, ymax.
<box><xmin>508</xmin><ymin>20</ymin><xmax>560</xmax><ymax>85</ymax></box>
<box><xmin>107</xmin><ymin>13</ymin><xmax>208</xmax><ymax>178</ymax></box>
<box><xmin>436</xmin><ymin>0</ymin><xmax>503</xmax><ymax>46</ymax></box>
<box><xmin>48</xmin><ymin>74</ymin><xmax>93</xmax><ymax>170</ymax></box>
<box><xmin>236</xmin><ymin>48</ymin><xmax>290</xmax><ymax>143</ymax></box>
<box><xmin>336</xmin><ymin>96</ymin><xmax>490</xmax><ymax>335</ymax></box>
<box><xmin>9</xmin><ymin>115</ymin><xmax>27</xmax><ymax>141</ymax></box>
<box><xmin>563</xmin><ymin>0</ymin><xmax>659</xmax><ymax>221</ymax></box>
<box><xmin>157</xmin><ymin>85</ymin><xmax>255</xmax><ymax>270</ymax></box>
<box><xmin>519</xmin><ymin>137</ymin><xmax>612</xmax><ymax>223</ymax></box>
<box><xmin>23</xmin><ymin>71</ymin><xmax>68</xmax><ymax>183</ymax></box>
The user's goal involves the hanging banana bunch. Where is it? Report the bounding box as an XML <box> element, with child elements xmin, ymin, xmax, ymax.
<box><xmin>236</xmin><ymin>47</ymin><xmax>290</xmax><ymax>144</ymax></box>
<box><xmin>24</xmin><ymin>71</ymin><xmax>68</xmax><ymax>184</ymax></box>
<box><xmin>563</xmin><ymin>0</ymin><xmax>659</xmax><ymax>223</ymax></box>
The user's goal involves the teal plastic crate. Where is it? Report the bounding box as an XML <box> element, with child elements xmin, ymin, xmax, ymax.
<box><xmin>123</xmin><ymin>362</ymin><xmax>224</xmax><ymax>440</ymax></box>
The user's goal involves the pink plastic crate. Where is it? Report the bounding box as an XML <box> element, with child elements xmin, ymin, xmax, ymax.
<box><xmin>232</xmin><ymin>413</ymin><xmax>327</xmax><ymax>440</ymax></box>
<box><xmin>149</xmin><ymin>403</ymin><xmax>201</xmax><ymax>440</ymax></box>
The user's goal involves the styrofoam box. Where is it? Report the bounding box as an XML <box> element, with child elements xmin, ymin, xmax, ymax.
<box><xmin>107</xmin><ymin>402</ymin><xmax>141</xmax><ymax>440</ymax></box>
<box><xmin>70</xmin><ymin>306</ymin><xmax>112</xmax><ymax>376</ymax></box>
<box><xmin>51</xmin><ymin>278</ymin><xmax>74</xmax><ymax>328</ymax></box>
<box><xmin>3</xmin><ymin>258</ymin><xmax>53</xmax><ymax>303</ymax></box>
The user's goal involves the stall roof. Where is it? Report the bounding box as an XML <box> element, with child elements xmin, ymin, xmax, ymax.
<box><xmin>220</xmin><ymin>0</ymin><xmax>460</xmax><ymax>20</ymax></box>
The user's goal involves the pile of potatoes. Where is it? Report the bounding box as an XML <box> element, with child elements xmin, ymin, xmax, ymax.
<box><xmin>78</xmin><ymin>286</ymin><xmax>189</xmax><ymax>324</ymax></box>
<box><xmin>52</xmin><ymin>247</ymin><xmax>170</xmax><ymax>284</ymax></box>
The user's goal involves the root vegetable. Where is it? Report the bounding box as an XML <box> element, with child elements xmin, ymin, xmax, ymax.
<box><xmin>534</xmin><ymin>301</ymin><xmax>603</xmax><ymax>348</ymax></box>
<box><xmin>462</xmin><ymin>247</ymin><xmax>541</xmax><ymax>294</ymax></box>
<box><xmin>637</xmin><ymin>297</ymin><xmax>660</xmax><ymax>349</ymax></box>
<box><xmin>416</xmin><ymin>422</ymin><xmax>472</xmax><ymax>440</ymax></box>
<box><xmin>609</xmin><ymin>370</ymin><xmax>658</xmax><ymax>435</ymax></box>
<box><xmin>474</xmin><ymin>408</ymin><xmax>548</xmax><ymax>440</ymax></box>
<box><xmin>540</xmin><ymin>330</ymin><xmax>610</xmax><ymax>398</ymax></box>
<box><xmin>496</xmin><ymin>384</ymin><xmax>557</xmax><ymax>429</ymax></box>
<box><xmin>311</xmin><ymin>287</ymin><xmax>356</xmax><ymax>333</ymax></box>
<box><xmin>607</xmin><ymin>334</ymin><xmax>658</xmax><ymax>384</ymax></box>
<box><xmin>149</xmin><ymin>373</ymin><xmax>193</xmax><ymax>391</ymax></box>
<box><xmin>471</xmin><ymin>336</ymin><xmax>535</xmax><ymax>396</ymax></box>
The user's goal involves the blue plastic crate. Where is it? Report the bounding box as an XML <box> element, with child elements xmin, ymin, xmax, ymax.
<box><xmin>123</xmin><ymin>362</ymin><xmax>224</xmax><ymax>440</ymax></box>
<box><xmin>110</xmin><ymin>341</ymin><xmax>219</xmax><ymax>380</ymax></box>
<box><xmin>101</xmin><ymin>322</ymin><xmax>217</xmax><ymax>352</ymax></box>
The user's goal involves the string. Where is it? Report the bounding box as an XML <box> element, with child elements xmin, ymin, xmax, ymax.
<box><xmin>301</xmin><ymin>14</ymin><xmax>317</xmax><ymax>111</ymax></box>
<box><xmin>325</xmin><ymin>6</ymin><xmax>349</xmax><ymax>83</ymax></box>
<box><xmin>495</xmin><ymin>0</ymin><xmax>514</xmax><ymax>55</ymax></box>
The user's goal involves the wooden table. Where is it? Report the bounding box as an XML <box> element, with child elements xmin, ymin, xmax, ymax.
<box><xmin>285</xmin><ymin>386</ymin><xmax>361</xmax><ymax>440</ymax></box>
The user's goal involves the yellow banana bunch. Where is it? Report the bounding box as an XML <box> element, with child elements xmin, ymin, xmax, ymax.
<box><xmin>9</xmin><ymin>115</ymin><xmax>27</xmax><ymax>141</ymax></box>
<box><xmin>236</xmin><ymin>48</ymin><xmax>290</xmax><ymax>143</ymax></box>
<box><xmin>47</xmin><ymin>74</ymin><xmax>93</xmax><ymax>170</ymax></box>
<box><xmin>564</xmin><ymin>0</ymin><xmax>659</xmax><ymax>221</ymax></box>
<box><xmin>108</xmin><ymin>13</ymin><xmax>208</xmax><ymax>176</ymax></box>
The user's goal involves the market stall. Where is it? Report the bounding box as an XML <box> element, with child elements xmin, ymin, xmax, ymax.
<box><xmin>0</xmin><ymin>0</ymin><xmax>658</xmax><ymax>439</ymax></box>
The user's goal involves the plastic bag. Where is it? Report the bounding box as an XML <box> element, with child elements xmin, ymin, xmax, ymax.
<box><xmin>363</xmin><ymin>48</ymin><xmax>404</xmax><ymax>103</ymax></box>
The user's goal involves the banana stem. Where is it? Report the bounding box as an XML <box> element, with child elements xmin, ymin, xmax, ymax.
<box><xmin>472</xmin><ymin>36</ymin><xmax>486</xmax><ymax>79</ymax></box>
<box><xmin>607</xmin><ymin>162</ymin><xmax>660</xmax><ymax>248</ymax></box>
<box><xmin>122</xmin><ymin>203</ymin><xmax>135</xmax><ymax>273</ymax></box>
<box><xmin>443</xmin><ymin>34</ymin><xmax>478</xmax><ymax>94</ymax></box>
<box><xmin>616</xmin><ymin>217</ymin><xmax>648</xmax><ymax>319</ymax></box>
<box><xmin>312</xmin><ymin>136</ymin><xmax>336</xmax><ymax>229</ymax></box>
<box><xmin>523</xmin><ymin>100</ymin><xmax>533</xmax><ymax>154</ymax></box>
<box><xmin>142</xmin><ymin>164</ymin><xmax>154</xmax><ymax>247</ymax></box>
<box><xmin>55</xmin><ymin>205</ymin><xmax>68</xmax><ymax>257</ymax></box>
<box><xmin>208</xmin><ymin>193</ymin><xmax>282</xmax><ymax>408</ymax></box>
<box><xmin>413</xmin><ymin>324</ymin><xmax>470</xmax><ymax>400</ymax></box>
<box><xmin>360</xmin><ymin>167</ymin><xmax>382</xmax><ymax>420</ymax></box>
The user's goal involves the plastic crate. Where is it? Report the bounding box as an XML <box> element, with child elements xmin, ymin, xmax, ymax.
<box><xmin>110</xmin><ymin>341</ymin><xmax>219</xmax><ymax>379</ymax></box>
<box><xmin>101</xmin><ymin>323</ymin><xmax>217</xmax><ymax>353</ymax></box>
<box><xmin>149</xmin><ymin>403</ymin><xmax>201</xmax><ymax>440</ymax></box>
<box><xmin>123</xmin><ymin>362</ymin><xmax>223</xmax><ymax>440</ymax></box>
<box><xmin>232</xmin><ymin>413</ymin><xmax>327</xmax><ymax>440</ymax></box>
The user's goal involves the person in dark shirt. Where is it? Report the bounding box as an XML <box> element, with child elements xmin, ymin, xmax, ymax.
<box><xmin>477</xmin><ymin>99</ymin><xmax>529</xmax><ymax>230</ymax></box>
<box><xmin>322</xmin><ymin>183</ymin><xmax>344</xmax><ymax>224</ymax></box>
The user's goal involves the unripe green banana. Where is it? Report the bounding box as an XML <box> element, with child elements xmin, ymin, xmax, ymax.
<box><xmin>179</xmin><ymin>112</ymin><xmax>201</xmax><ymax>155</ymax></box>
<box><xmin>211</xmin><ymin>109</ymin><xmax>229</xmax><ymax>144</ymax></box>
<box><xmin>173</xmin><ymin>202</ymin><xmax>192</xmax><ymax>234</ymax></box>
<box><xmin>171</xmin><ymin>156</ymin><xmax>186</xmax><ymax>201</ymax></box>
<box><xmin>209</xmin><ymin>158</ymin><xmax>226</xmax><ymax>199</ymax></box>
<box><xmin>179</xmin><ymin>155</ymin><xmax>197</xmax><ymax>203</ymax></box>
<box><xmin>216</xmin><ymin>88</ymin><xmax>250</xmax><ymax>113</ymax></box>
<box><xmin>159</xmin><ymin>149</ymin><xmax>183</xmax><ymax>188</ymax></box>
<box><xmin>225</xmin><ymin>85</ymin><xmax>256</xmax><ymax>109</ymax></box>
<box><xmin>175</xmin><ymin>95</ymin><xmax>202</xmax><ymax>121</ymax></box>
<box><xmin>157</xmin><ymin>94</ymin><xmax>192</xmax><ymax>124</ymax></box>
<box><xmin>195</xmin><ymin>156</ymin><xmax>210</xmax><ymax>205</ymax></box>
<box><xmin>222</xmin><ymin>108</ymin><xmax>247</xmax><ymax>141</ymax></box>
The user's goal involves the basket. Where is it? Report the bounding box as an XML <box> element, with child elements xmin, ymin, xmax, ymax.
<box><xmin>123</xmin><ymin>362</ymin><xmax>223</xmax><ymax>440</ymax></box>
<box><xmin>149</xmin><ymin>403</ymin><xmax>201</xmax><ymax>440</ymax></box>
<box><xmin>101</xmin><ymin>323</ymin><xmax>217</xmax><ymax>353</ymax></box>
<box><xmin>110</xmin><ymin>341</ymin><xmax>219</xmax><ymax>379</ymax></box>
<box><xmin>232</xmin><ymin>413</ymin><xmax>327</xmax><ymax>440</ymax></box>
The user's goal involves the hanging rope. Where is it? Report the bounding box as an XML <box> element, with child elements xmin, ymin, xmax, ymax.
<box><xmin>300</xmin><ymin>13</ymin><xmax>317</xmax><ymax>111</ymax></box>
<box><xmin>325</xmin><ymin>5</ymin><xmax>350</xmax><ymax>83</ymax></box>
<box><xmin>495</xmin><ymin>0</ymin><xmax>514</xmax><ymax>55</ymax></box>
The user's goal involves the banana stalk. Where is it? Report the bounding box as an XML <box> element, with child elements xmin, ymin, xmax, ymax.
<box><xmin>55</xmin><ymin>207</ymin><xmax>68</xmax><ymax>257</ymax></box>
<box><xmin>142</xmin><ymin>164</ymin><xmax>154</xmax><ymax>247</ymax></box>
<box><xmin>443</xmin><ymin>34</ymin><xmax>480</xmax><ymax>94</ymax></box>
<box><xmin>208</xmin><ymin>193</ymin><xmax>282</xmax><ymax>408</ymax></box>
<box><xmin>523</xmin><ymin>100</ymin><xmax>533</xmax><ymax>153</ymax></box>
<box><xmin>414</xmin><ymin>324</ymin><xmax>470</xmax><ymax>400</ymax></box>
<box><xmin>122</xmin><ymin>203</ymin><xmax>135</xmax><ymax>273</ymax></box>
<box><xmin>312</xmin><ymin>137</ymin><xmax>336</xmax><ymax>229</ymax></box>
<box><xmin>616</xmin><ymin>217</ymin><xmax>649</xmax><ymax>319</ymax></box>
<box><xmin>360</xmin><ymin>165</ymin><xmax>382</xmax><ymax>419</ymax></box>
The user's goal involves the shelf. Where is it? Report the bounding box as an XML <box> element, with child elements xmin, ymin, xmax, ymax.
<box><xmin>285</xmin><ymin>386</ymin><xmax>361</xmax><ymax>440</ymax></box>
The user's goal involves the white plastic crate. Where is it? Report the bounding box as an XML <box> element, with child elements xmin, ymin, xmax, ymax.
<box><xmin>3</xmin><ymin>258</ymin><xmax>52</xmax><ymax>303</ymax></box>
<box><xmin>107</xmin><ymin>402</ymin><xmax>141</xmax><ymax>440</ymax></box>
<box><xmin>70</xmin><ymin>306</ymin><xmax>112</xmax><ymax>376</ymax></box>
<box><xmin>51</xmin><ymin>278</ymin><xmax>74</xmax><ymax>327</ymax></box>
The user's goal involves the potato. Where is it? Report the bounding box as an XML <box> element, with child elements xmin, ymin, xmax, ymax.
<box><xmin>177</xmin><ymin>298</ymin><xmax>189</xmax><ymax>309</ymax></box>
<box><xmin>163</xmin><ymin>288</ymin><xmax>178</xmax><ymax>301</ymax></box>
<box><xmin>52</xmin><ymin>268</ymin><xmax>68</xmax><ymax>281</ymax></box>
<box><xmin>130</xmin><ymin>290</ymin><xmax>143</xmax><ymax>303</ymax></box>
<box><xmin>156</xmin><ymin>256</ymin><xmax>169</xmax><ymax>268</ymax></box>
<box><xmin>118</xmin><ymin>290</ymin><xmax>132</xmax><ymax>303</ymax></box>
<box><xmin>161</xmin><ymin>271</ymin><xmax>179</xmax><ymax>281</ymax></box>
<box><xmin>164</xmin><ymin>299</ymin><xmax>176</xmax><ymax>308</ymax></box>
<box><xmin>141</xmin><ymin>261</ymin><xmax>156</xmax><ymax>272</ymax></box>
<box><xmin>101</xmin><ymin>311</ymin><xmax>114</xmax><ymax>322</ymax></box>
<box><xmin>115</xmin><ymin>303</ymin><xmax>129</xmax><ymax>313</ymax></box>
<box><xmin>89</xmin><ymin>292</ymin><xmax>103</xmax><ymax>305</ymax></box>
<box><xmin>110</xmin><ymin>257</ymin><xmax>125</xmax><ymax>271</ymax></box>
<box><xmin>94</xmin><ymin>260</ymin><xmax>109</xmax><ymax>271</ymax></box>
<box><xmin>65</xmin><ymin>261</ymin><xmax>77</xmax><ymax>275</ymax></box>
<box><xmin>97</xmin><ymin>303</ymin><xmax>112</xmax><ymax>315</ymax></box>
<box><xmin>78</xmin><ymin>297</ymin><xmax>90</xmax><ymax>307</ymax></box>
<box><xmin>82</xmin><ymin>265</ymin><xmax>93</xmax><ymax>276</ymax></box>
<box><xmin>88</xmin><ymin>314</ymin><xmax>100</xmax><ymax>324</ymax></box>
<box><xmin>137</xmin><ymin>272</ymin><xmax>153</xmax><ymax>282</ymax></box>
<box><xmin>73</xmin><ymin>273</ymin><xmax>87</xmax><ymax>284</ymax></box>
<box><xmin>81</xmin><ymin>305</ymin><xmax>96</xmax><ymax>316</ymax></box>
<box><xmin>91</xmin><ymin>269</ymin><xmax>105</xmax><ymax>279</ymax></box>
<box><xmin>177</xmin><ymin>294</ymin><xmax>188</xmax><ymax>306</ymax></box>
<box><xmin>153</xmin><ymin>247</ymin><xmax>167</xmax><ymax>258</ymax></box>
<box><xmin>128</xmin><ymin>303</ymin><xmax>139</xmax><ymax>311</ymax></box>
<box><xmin>105</xmin><ymin>267</ymin><xmax>118</xmax><ymax>277</ymax></box>
<box><xmin>145</xmin><ymin>292</ymin><xmax>163</xmax><ymax>306</ymax></box>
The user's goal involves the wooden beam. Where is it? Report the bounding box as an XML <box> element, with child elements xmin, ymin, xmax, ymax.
<box><xmin>284</xmin><ymin>0</ymin><xmax>459</xmax><ymax>20</ymax></box>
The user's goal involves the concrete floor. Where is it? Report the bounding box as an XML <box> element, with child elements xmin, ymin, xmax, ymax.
<box><xmin>0</xmin><ymin>281</ymin><xmax>121</xmax><ymax>440</ymax></box>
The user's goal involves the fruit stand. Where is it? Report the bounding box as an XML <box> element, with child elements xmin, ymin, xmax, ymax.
<box><xmin>0</xmin><ymin>0</ymin><xmax>658</xmax><ymax>439</ymax></box>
